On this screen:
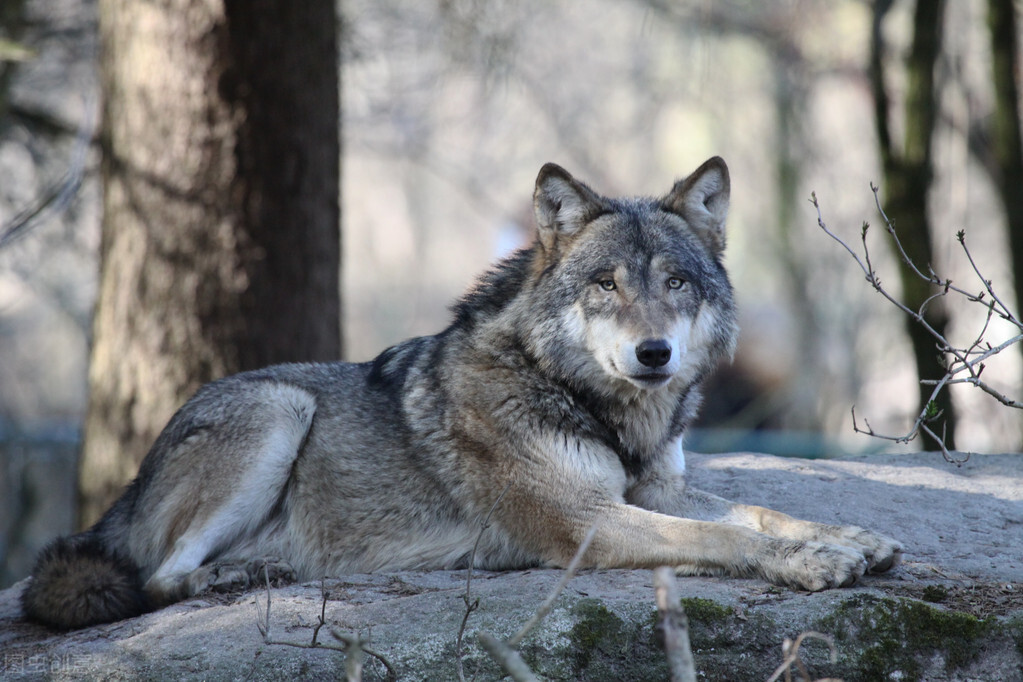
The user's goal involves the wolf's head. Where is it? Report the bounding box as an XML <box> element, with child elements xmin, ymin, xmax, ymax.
<box><xmin>524</xmin><ymin>158</ymin><xmax>738</xmax><ymax>396</ymax></box>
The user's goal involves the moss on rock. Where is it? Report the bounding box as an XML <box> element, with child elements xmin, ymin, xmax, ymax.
<box><xmin>551</xmin><ymin>598</ymin><xmax>666</xmax><ymax>681</ymax></box>
<box><xmin>817</xmin><ymin>593</ymin><xmax>996</xmax><ymax>681</ymax></box>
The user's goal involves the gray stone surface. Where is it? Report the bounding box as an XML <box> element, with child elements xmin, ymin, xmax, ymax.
<box><xmin>1</xmin><ymin>451</ymin><xmax>1021</xmax><ymax>681</ymax></box>
<box><xmin>687</xmin><ymin>451</ymin><xmax>1023</xmax><ymax>582</ymax></box>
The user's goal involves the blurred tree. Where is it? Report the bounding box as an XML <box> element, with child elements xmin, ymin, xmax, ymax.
<box><xmin>870</xmin><ymin>0</ymin><xmax>957</xmax><ymax>447</ymax></box>
<box><xmin>986</xmin><ymin>0</ymin><xmax>1023</xmax><ymax>326</ymax></box>
<box><xmin>79</xmin><ymin>0</ymin><xmax>341</xmax><ymax>527</ymax></box>
<box><xmin>0</xmin><ymin>1</ymin><xmax>28</xmax><ymax>107</ymax></box>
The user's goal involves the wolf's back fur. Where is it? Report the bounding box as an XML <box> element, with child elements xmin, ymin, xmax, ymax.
<box><xmin>23</xmin><ymin>158</ymin><xmax>901</xmax><ymax>630</ymax></box>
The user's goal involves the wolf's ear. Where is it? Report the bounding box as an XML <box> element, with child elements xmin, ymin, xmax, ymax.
<box><xmin>662</xmin><ymin>156</ymin><xmax>730</xmax><ymax>256</ymax></box>
<box><xmin>533</xmin><ymin>163</ymin><xmax>607</xmax><ymax>253</ymax></box>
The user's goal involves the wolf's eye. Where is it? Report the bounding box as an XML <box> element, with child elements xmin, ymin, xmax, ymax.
<box><xmin>598</xmin><ymin>279</ymin><xmax>617</xmax><ymax>291</ymax></box>
<box><xmin>667</xmin><ymin>277</ymin><xmax>686</xmax><ymax>290</ymax></box>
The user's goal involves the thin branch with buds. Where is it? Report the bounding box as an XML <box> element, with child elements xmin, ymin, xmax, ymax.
<box><xmin>254</xmin><ymin>565</ymin><xmax>397</xmax><ymax>682</ymax></box>
<box><xmin>811</xmin><ymin>187</ymin><xmax>1023</xmax><ymax>463</ymax></box>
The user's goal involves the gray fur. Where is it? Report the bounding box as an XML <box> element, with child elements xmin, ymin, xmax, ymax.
<box><xmin>22</xmin><ymin>158</ymin><xmax>901</xmax><ymax>629</ymax></box>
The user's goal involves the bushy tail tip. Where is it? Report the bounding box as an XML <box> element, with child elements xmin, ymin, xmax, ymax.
<box><xmin>20</xmin><ymin>534</ymin><xmax>150</xmax><ymax>630</ymax></box>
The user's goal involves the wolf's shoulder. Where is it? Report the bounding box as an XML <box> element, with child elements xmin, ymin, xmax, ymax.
<box><xmin>449</xmin><ymin>247</ymin><xmax>535</xmax><ymax>331</ymax></box>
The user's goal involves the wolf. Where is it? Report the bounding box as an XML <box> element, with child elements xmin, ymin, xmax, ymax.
<box><xmin>22</xmin><ymin>157</ymin><xmax>901</xmax><ymax>630</ymax></box>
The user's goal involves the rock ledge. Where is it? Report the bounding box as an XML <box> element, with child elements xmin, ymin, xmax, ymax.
<box><xmin>1</xmin><ymin>451</ymin><xmax>1020</xmax><ymax>681</ymax></box>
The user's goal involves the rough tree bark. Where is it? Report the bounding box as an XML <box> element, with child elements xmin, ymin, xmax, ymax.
<box><xmin>79</xmin><ymin>0</ymin><xmax>341</xmax><ymax>527</ymax></box>
<box><xmin>870</xmin><ymin>0</ymin><xmax>956</xmax><ymax>447</ymax></box>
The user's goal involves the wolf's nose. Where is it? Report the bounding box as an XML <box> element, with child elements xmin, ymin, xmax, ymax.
<box><xmin>636</xmin><ymin>339</ymin><xmax>672</xmax><ymax>368</ymax></box>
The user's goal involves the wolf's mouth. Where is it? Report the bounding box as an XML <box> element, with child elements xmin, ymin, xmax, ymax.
<box><xmin>607</xmin><ymin>358</ymin><xmax>673</xmax><ymax>388</ymax></box>
<box><xmin>630</xmin><ymin>372</ymin><xmax>673</xmax><ymax>387</ymax></box>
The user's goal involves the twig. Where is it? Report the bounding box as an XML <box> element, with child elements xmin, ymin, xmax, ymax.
<box><xmin>478</xmin><ymin>632</ymin><xmax>539</xmax><ymax>682</ymax></box>
<box><xmin>812</xmin><ymin>189</ymin><xmax>1023</xmax><ymax>462</ymax></box>
<box><xmin>312</xmin><ymin>579</ymin><xmax>328</xmax><ymax>646</ymax></box>
<box><xmin>255</xmin><ymin>562</ymin><xmax>273</xmax><ymax>638</ymax></box>
<box><xmin>653</xmin><ymin>566</ymin><xmax>697</xmax><ymax>682</ymax></box>
<box><xmin>255</xmin><ymin>563</ymin><xmax>397</xmax><ymax>681</ymax></box>
<box><xmin>958</xmin><ymin>231</ymin><xmax>1019</xmax><ymax>325</ymax></box>
<box><xmin>765</xmin><ymin>630</ymin><xmax>839</xmax><ymax>682</ymax></box>
<box><xmin>506</xmin><ymin>522</ymin><xmax>599</xmax><ymax>647</ymax></box>
<box><xmin>476</xmin><ymin>522</ymin><xmax>599</xmax><ymax>681</ymax></box>
<box><xmin>456</xmin><ymin>484</ymin><xmax>511</xmax><ymax>682</ymax></box>
<box><xmin>332</xmin><ymin>629</ymin><xmax>364</xmax><ymax>682</ymax></box>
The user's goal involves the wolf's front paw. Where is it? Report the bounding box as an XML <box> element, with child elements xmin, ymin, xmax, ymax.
<box><xmin>765</xmin><ymin>540</ymin><xmax>868</xmax><ymax>592</ymax></box>
<box><xmin>823</xmin><ymin>526</ymin><xmax>903</xmax><ymax>574</ymax></box>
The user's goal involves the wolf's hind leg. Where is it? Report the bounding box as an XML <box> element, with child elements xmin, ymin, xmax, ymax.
<box><xmin>141</xmin><ymin>383</ymin><xmax>315</xmax><ymax>605</ymax></box>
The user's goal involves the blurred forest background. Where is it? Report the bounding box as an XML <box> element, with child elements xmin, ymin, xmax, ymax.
<box><xmin>1</xmin><ymin>0</ymin><xmax>1021</xmax><ymax>587</ymax></box>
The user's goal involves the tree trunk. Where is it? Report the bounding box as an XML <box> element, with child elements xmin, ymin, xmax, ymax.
<box><xmin>79</xmin><ymin>0</ymin><xmax>340</xmax><ymax>528</ymax></box>
<box><xmin>987</xmin><ymin>0</ymin><xmax>1023</xmax><ymax>325</ymax></box>
<box><xmin>871</xmin><ymin>0</ymin><xmax>956</xmax><ymax>447</ymax></box>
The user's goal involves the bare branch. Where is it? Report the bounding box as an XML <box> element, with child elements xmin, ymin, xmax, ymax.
<box><xmin>456</xmin><ymin>484</ymin><xmax>511</xmax><ymax>682</ymax></box>
<box><xmin>507</xmin><ymin>523</ymin><xmax>599</xmax><ymax>647</ymax></box>
<box><xmin>811</xmin><ymin>193</ymin><xmax>948</xmax><ymax>346</ymax></box>
<box><xmin>765</xmin><ymin>630</ymin><xmax>839</xmax><ymax>682</ymax></box>
<box><xmin>254</xmin><ymin>565</ymin><xmax>397</xmax><ymax>681</ymax></box>
<box><xmin>312</xmin><ymin>579</ymin><xmax>328</xmax><ymax>647</ymax></box>
<box><xmin>933</xmin><ymin>373</ymin><xmax>1023</xmax><ymax>408</ymax></box>
<box><xmin>814</xmin><ymin>189</ymin><xmax>1023</xmax><ymax>462</ymax></box>
<box><xmin>478</xmin><ymin>632</ymin><xmax>539</xmax><ymax>682</ymax></box>
<box><xmin>959</xmin><ymin>232</ymin><xmax>1020</xmax><ymax>325</ymax></box>
<box><xmin>919</xmin><ymin>421</ymin><xmax>969</xmax><ymax>465</ymax></box>
<box><xmin>653</xmin><ymin>567</ymin><xmax>697</xmax><ymax>682</ymax></box>
<box><xmin>331</xmin><ymin>629</ymin><xmax>365</xmax><ymax>682</ymax></box>
<box><xmin>475</xmin><ymin>522</ymin><xmax>599</xmax><ymax>681</ymax></box>
<box><xmin>255</xmin><ymin>562</ymin><xmax>273</xmax><ymax>638</ymax></box>
<box><xmin>810</xmin><ymin>192</ymin><xmax>869</xmax><ymax>274</ymax></box>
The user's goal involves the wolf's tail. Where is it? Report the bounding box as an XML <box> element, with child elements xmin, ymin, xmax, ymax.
<box><xmin>20</xmin><ymin>533</ymin><xmax>150</xmax><ymax>630</ymax></box>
